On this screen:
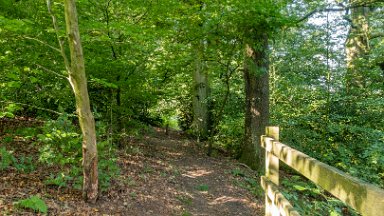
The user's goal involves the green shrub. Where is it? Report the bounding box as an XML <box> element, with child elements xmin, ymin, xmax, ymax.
<box><xmin>213</xmin><ymin>117</ymin><xmax>244</xmax><ymax>157</ymax></box>
<box><xmin>359</xmin><ymin>141</ymin><xmax>384</xmax><ymax>187</ymax></box>
<box><xmin>37</xmin><ymin>115</ymin><xmax>120</xmax><ymax>191</ymax></box>
<box><xmin>98</xmin><ymin>157</ymin><xmax>120</xmax><ymax>191</ymax></box>
<box><xmin>37</xmin><ymin>118</ymin><xmax>82</xmax><ymax>166</ymax></box>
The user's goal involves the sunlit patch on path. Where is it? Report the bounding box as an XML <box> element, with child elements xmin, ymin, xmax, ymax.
<box><xmin>0</xmin><ymin>129</ymin><xmax>263</xmax><ymax>215</ymax></box>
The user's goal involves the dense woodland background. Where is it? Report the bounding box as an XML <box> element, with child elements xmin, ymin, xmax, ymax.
<box><xmin>0</xmin><ymin>0</ymin><xmax>383</xmax><ymax>215</ymax></box>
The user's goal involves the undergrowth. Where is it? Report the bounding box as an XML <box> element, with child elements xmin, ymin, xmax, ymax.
<box><xmin>0</xmin><ymin>147</ymin><xmax>35</xmax><ymax>173</ymax></box>
<box><xmin>35</xmin><ymin>115</ymin><xmax>120</xmax><ymax>192</ymax></box>
<box><xmin>14</xmin><ymin>196</ymin><xmax>47</xmax><ymax>214</ymax></box>
<box><xmin>280</xmin><ymin>173</ymin><xmax>360</xmax><ymax>216</ymax></box>
<box><xmin>0</xmin><ymin>114</ymin><xmax>121</xmax><ymax>193</ymax></box>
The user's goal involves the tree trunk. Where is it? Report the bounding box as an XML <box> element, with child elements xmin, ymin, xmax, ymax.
<box><xmin>116</xmin><ymin>76</ymin><xmax>123</xmax><ymax>134</ymax></box>
<box><xmin>345</xmin><ymin>3</ymin><xmax>370</xmax><ymax>93</ymax></box>
<box><xmin>191</xmin><ymin>43</ymin><xmax>210</xmax><ymax>141</ymax></box>
<box><xmin>64</xmin><ymin>0</ymin><xmax>98</xmax><ymax>203</ymax></box>
<box><xmin>240</xmin><ymin>36</ymin><xmax>269</xmax><ymax>172</ymax></box>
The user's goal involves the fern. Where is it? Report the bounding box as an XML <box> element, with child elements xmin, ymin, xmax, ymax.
<box><xmin>0</xmin><ymin>147</ymin><xmax>15</xmax><ymax>170</ymax></box>
<box><xmin>15</xmin><ymin>196</ymin><xmax>48</xmax><ymax>213</ymax></box>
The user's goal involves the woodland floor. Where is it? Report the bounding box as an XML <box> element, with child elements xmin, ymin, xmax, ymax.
<box><xmin>0</xmin><ymin>127</ymin><xmax>264</xmax><ymax>215</ymax></box>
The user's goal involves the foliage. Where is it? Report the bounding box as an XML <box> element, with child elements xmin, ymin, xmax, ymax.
<box><xmin>0</xmin><ymin>103</ymin><xmax>22</xmax><ymax>118</ymax></box>
<box><xmin>15</xmin><ymin>196</ymin><xmax>48</xmax><ymax>214</ymax></box>
<box><xmin>281</xmin><ymin>175</ymin><xmax>359</xmax><ymax>216</ymax></box>
<box><xmin>0</xmin><ymin>147</ymin><xmax>14</xmax><ymax>170</ymax></box>
<box><xmin>195</xmin><ymin>184</ymin><xmax>209</xmax><ymax>192</ymax></box>
<box><xmin>211</xmin><ymin>117</ymin><xmax>244</xmax><ymax>158</ymax></box>
<box><xmin>231</xmin><ymin>168</ymin><xmax>245</xmax><ymax>177</ymax></box>
<box><xmin>176</xmin><ymin>195</ymin><xmax>193</xmax><ymax>206</ymax></box>
<box><xmin>37</xmin><ymin>115</ymin><xmax>81</xmax><ymax>166</ymax></box>
<box><xmin>0</xmin><ymin>0</ymin><xmax>383</xmax><ymax>212</ymax></box>
<box><xmin>44</xmin><ymin>172</ymin><xmax>72</xmax><ymax>188</ymax></box>
<box><xmin>181</xmin><ymin>211</ymin><xmax>192</xmax><ymax>216</ymax></box>
<box><xmin>0</xmin><ymin>147</ymin><xmax>35</xmax><ymax>173</ymax></box>
<box><xmin>98</xmin><ymin>152</ymin><xmax>120</xmax><ymax>191</ymax></box>
<box><xmin>36</xmin><ymin>115</ymin><xmax>119</xmax><ymax>191</ymax></box>
<box><xmin>13</xmin><ymin>156</ymin><xmax>35</xmax><ymax>173</ymax></box>
<box><xmin>231</xmin><ymin>168</ymin><xmax>264</xmax><ymax>198</ymax></box>
<box><xmin>270</xmin><ymin>1</ymin><xmax>384</xmax><ymax>188</ymax></box>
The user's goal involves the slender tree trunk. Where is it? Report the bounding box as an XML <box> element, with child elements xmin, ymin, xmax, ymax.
<box><xmin>345</xmin><ymin>3</ymin><xmax>370</xmax><ymax>93</ymax></box>
<box><xmin>240</xmin><ymin>35</ymin><xmax>269</xmax><ymax>172</ymax></box>
<box><xmin>64</xmin><ymin>0</ymin><xmax>98</xmax><ymax>203</ymax></box>
<box><xmin>116</xmin><ymin>76</ymin><xmax>123</xmax><ymax>133</ymax></box>
<box><xmin>191</xmin><ymin>42</ymin><xmax>210</xmax><ymax>141</ymax></box>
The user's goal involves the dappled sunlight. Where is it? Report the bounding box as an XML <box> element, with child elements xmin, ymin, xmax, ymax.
<box><xmin>183</xmin><ymin>169</ymin><xmax>213</xmax><ymax>178</ymax></box>
<box><xmin>266</xmin><ymin>203</ymin><xmax>280</xmax><ymax>216</ymax></box>
<box><xmin>0</xmin><ymin>121</ymin><xmax>264</xmax><ymax>215</ymax></box>
<box><xmin>208</xmin><ymin>196</ymin><xmax>248</xmax><ymax>205</ymax></box>
<box><xmin>138</xmin><ymin>194</ymin><xmax>156</xmax><ymax>202</ymax></box>
<box><xmin>251</xmin><ymin>107</ymin><xmax>261</xmax><ymax>117</ymax></box>
<box><xmin>164</xmin><ymin>151</ymin><xmax>184</xmax><ymax>157</ymax></box>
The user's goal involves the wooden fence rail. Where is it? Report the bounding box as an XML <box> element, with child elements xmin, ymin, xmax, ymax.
<box><xmin>261</xmin><ymin>126</ymin><xmax>384</xmax><ymax>216</ymax></box>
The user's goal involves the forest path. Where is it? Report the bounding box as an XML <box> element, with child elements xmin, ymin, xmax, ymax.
<box><xmin>0</xmin><ymin>128</ymin><xmax>264</xmax><ymax>215</ymax></box>
<box><xmin>103</xmin><ymin>129</ymin><xmax>264</xmax><ymax>216</ymax></box>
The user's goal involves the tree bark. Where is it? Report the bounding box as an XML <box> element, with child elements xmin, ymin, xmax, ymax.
<box><xmin>191</xmin><ymin>42</ymin><xmax>210</xmax><ymax>141</ymax></box>
<box><xmin>240</xmin><ymin>35</ymin><xmax>269</xmax><ymax>172</ymax></box>
<box><xmin>64</xmin><ymin>0</ymin><xmax>98</xmax><ymax>203</ymax></box>
<box><xmin>345</xmin><ymin>2</ymin><xmax>370</xmax><ymax>93</ymax></box>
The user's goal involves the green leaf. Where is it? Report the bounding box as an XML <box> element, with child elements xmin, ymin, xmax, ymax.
<box><xmin>15</xmin><ymin>196</ymin><xmax>48</xmax><ymax>213</ymax></box>
<box><xmin>7</xmin><ymin>81</ymin><xmax>21</xmax><ymax>88</ymax></box>
<box><xmin>293</xmin><ymin>184</ymin><xmax>307</xmax><ymax>191</ymax></box>
<box><xmin>330</xmin><ymin>210</ymin><xmax>341</xmax><ymax>216</ymax></box>
<box><xmin>0</xmin><ymin>111</ymin><xmax>14</xmax><ymax>118</ymax></box>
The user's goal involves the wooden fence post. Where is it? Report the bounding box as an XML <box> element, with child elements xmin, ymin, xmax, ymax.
<box><xmin>265</xmin><ymin>126</ymin><xmax>280</xmax><ymax>216</ymax></box>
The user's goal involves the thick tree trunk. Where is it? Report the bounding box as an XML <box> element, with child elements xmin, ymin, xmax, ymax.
<box><xmin>240</xmin><ymin>36</ymin><xmax>269</xmax><ymax>172</ymax></box>
<box><xmin>64</xmin><ymin>0</ymin><xmax>98</xmax><ymax>203</ymax></box>
<box><xmin>345</xmin><ymin>3</ymin><xmax>370</xmax><ymax>93</ymax></box>
<box><xmin>191</xmin><ymin>43</ymin><xmax>210</xmax><ymax>140</ymax></box>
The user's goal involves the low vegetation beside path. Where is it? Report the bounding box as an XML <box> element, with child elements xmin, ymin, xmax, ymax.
<box><xmin>0</xmin><ymin>121</ymin><xmax>264</xmax><ymax>215</ymax></box>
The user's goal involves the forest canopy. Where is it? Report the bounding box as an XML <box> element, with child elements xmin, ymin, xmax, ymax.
<box><xmin>0</xmin><ymin>0</ymin><xmax>383</xmax><ymax>214</ymax></box>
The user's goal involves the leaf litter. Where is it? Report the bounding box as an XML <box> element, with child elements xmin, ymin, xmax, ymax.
<box><xmin>0</xmin><ymin>128</ymin><xmax>263</xmax><ymax>215</ymax></box>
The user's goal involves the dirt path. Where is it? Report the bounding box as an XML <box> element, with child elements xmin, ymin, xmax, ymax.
<box><xmin>0</xmin><ymin>129</ymin><xmax>264</xmax><ymax>215</ymax></box>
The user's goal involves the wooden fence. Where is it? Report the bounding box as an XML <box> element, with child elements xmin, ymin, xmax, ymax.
<box><xmin>261</xmin><ymin>126</ymin><xmax>384</xmax><ymax>216</ymax></box>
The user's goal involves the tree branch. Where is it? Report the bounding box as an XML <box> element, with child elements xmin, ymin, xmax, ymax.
<box><xmin>34</xmin><ymin>64</ymin><xmax>68</xmax><ymax>79</ymax></box>
<box><xmin>370</xmin><ymin>32</ymin><xmax>384</xmax><ymax>40</ymax></box>
<box><xmin>23</xmin><ymin>36</ymin><xmax>62</xmax><ymax>53</ymax></box>
<box><xmin>297</xmin><ymin>7</ymin><xmax>347</xmax><ymax>24</ymax></box>
<box><xmin>47</xmin><ymin>0</ymin><xmax>71</xmax><ymax>72</ymax></box>
<box><xmin>297</xmin><ymin>0</ymin><xmax>384</xmax><ymax>24</ymax></box>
